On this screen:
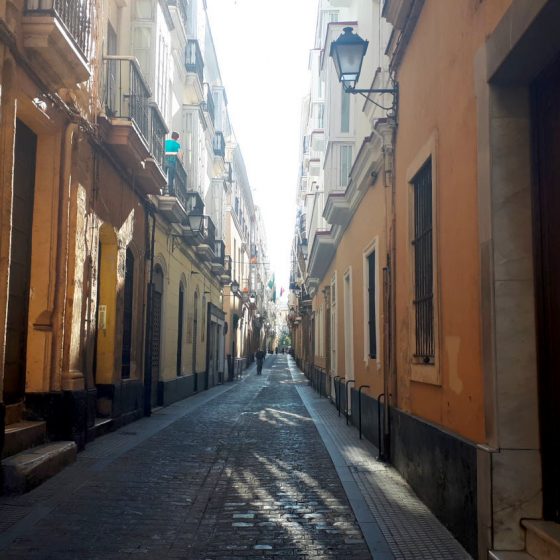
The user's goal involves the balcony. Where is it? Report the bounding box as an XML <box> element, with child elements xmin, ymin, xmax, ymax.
<box><xmin>149</xmin><ymin>104</ymin><xmax>167</xmax><ymax>170</ymax></box>
<box><xmin>185</xmin><ymin>39</ymin><xmax>204</xmax><ymax>104</ymax></box>
<box><xmin>203</xmin><ymin>83</ymin><xmax>215</xmax><ymax>130</ymax></box>
<box><xmin>167</xmin><ymin>0</ymin><xmax>188</xmax><ymax>34</ymax></box>
<box><xmin>213</xmin><ymin>132</ymin><xmax>225</xmax><ymax>158</ymax></box>
<box><xmin>22</xmin><ymin>0</ymin><xmax>92</xmax><ymax>89</ymax></box>
<box><xmin>181</xmin><ymin>191</ymin><xmax>205</xmax><ymax>242</ymax></box>
<box><xmin>212</xmin><ymin>131</ymin><xmax>226</xmax><ymax>176</ymax></box>
<box><xmin>154</xmin><ymin>155</ymin><xmax>188</xmax><ymax>222</ymax></box>
<box><xmin>212</xmin><ymin>240</ymin><xmax>225</xmax><ymax>274</ymax></box>
<box><xmin>189</xmin><ymin>215</ymin><xmax>216</xmax><ymax>261</ymax></box>
<box><xmin>100</xmin><ymin>56</ymin><xmax>166</xmax><ymax>195</ymax></box>
<box><xmin>220</xmin><ymin>256</ymin><xmax>232</xmax><ymax>284</ymax></box>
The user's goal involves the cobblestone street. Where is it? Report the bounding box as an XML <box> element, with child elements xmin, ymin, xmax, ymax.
<box><xmin>0</xmin><ymin>356</ymin><xmax>371</xmax><ymax>559</ymax></box>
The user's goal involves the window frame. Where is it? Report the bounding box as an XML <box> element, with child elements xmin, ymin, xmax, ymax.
<box><xmin>406</xmin><ymin>133</ymin><xmax>440</xmax><ymax>385</ymax></box>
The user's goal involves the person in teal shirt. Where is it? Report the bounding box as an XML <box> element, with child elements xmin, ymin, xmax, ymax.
<box><xmin>165</xmin><ymin>132</ymin><xmax>181</xmax><ymax>192</ymax></box>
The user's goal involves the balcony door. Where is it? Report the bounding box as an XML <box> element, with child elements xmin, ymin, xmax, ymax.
<box><xmin>4</xmin><ymin>120</ymin><xmax>37</xmax><ymax>404</ymax></box>
<box><xmin>533</xmin><ymin>53</ymin><xmax>560</xmax><ymax>523</ymax></box>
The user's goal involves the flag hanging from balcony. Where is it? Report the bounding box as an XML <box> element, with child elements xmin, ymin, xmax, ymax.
<box><xmin>267</xmin><ymin>274</ymin><xmax>275</xmax><ymax>290</ymax></box>
<box><xmin>280</xmin><ymin>286</ymin><xmax>285</xmax><ymax>297</ymax></box>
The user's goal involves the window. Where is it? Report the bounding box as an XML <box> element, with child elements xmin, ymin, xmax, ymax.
<box><xmin>340</xmin><ymin>145</ymin><xmax>352</xmax><ymax>188</ymax></box>
<box><xmin>341</xmin><ymin>90</ymin><xmax>350</xmax><ymax>133</ymax></box>
<box><xmin>367</xmin><ymin>251</ymin><xmax>377</xmax><ymax>358</ymax></box>
<box><xmin>412</xmin><ymin>158</ymin><xmax>434</xmax><ymax>362</ymax></box>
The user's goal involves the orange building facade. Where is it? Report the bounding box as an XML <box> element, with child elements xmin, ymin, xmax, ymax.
<box><xmin>291</xmin><ymin>0</ymin><xmax>560</xmax><ymax>557</ymax></box>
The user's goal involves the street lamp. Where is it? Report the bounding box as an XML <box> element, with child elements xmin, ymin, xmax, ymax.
<box><xmin>330</xmin><ymin>27</ymin><xmax>397</xmax><ymax>97</ymax></box>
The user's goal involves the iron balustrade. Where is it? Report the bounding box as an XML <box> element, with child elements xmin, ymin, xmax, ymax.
<box><xmin>203</xmin><ymin>84</ymin><xmax>215</xmax><ymax>126</ymax></box>
<box><xmin>103</xmin><ymin>56</ymin><xmax>151</xmax><ymax>146</ymax></box>
<box><xmin>185</xmin><ymin>40</ymin><xmax>204</xmax><ymax>84</ymax></box>
<box><xmin>184</xmin><ymin>190</ymin><xmax>204</xmax><ymax>215</ymax></box>
<box><xmin>223</xmin><ymin>255</ymin><xmax>232</xmax><ymax>277</ymax></box>
<box><xmin>164</xmin><ymin>155</ymin><xmax>188</xmax><ymax>208</ymax></box>
<box><xmin>199</xmin><ymin>216</ymin><xmax>216</xmax><ymax>249</ymax></box>
<box><xmin>26</xmin><ymin>0</ymin><xmax>92</xmax><ymax>58</ymax></box>
<box><xmin>225</xmin><ymin>162</ymin><xmax>233</xmax><ymax>183</ymax></box>
<box><xmin>214</xmin><ymin>240</ymin><xmax>225</xmax><ymax>266</ymax></box>
<box><xmin>168</xmin><ymin>0</ymin><xmax>188</xmax><ymax>29</ymax></box>
<box><xmin>213</xmin><ymin>132</ymin><xmax>225</xmax><ymax>158</ymax></box>
<box><xmin>149</xmin><ymin>104</ymin><xmax>167</xmax><ymax>168</ymax></box>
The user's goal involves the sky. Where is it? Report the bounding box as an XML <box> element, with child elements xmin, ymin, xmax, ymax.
<box><xmin>206</xmin><ymin>0</ymin><xmax>319</xmax><ymax>301</ymax></box>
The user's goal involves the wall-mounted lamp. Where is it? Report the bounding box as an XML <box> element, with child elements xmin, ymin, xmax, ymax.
<box><xmin>330</xmin><ymin>27</ymin><xmax>397</xmax><ymax>98</ymax></box>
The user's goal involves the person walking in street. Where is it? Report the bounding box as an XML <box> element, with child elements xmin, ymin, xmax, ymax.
<box><xmin>255</xmin><ymin>349</ymin><xmax>265</xmax><ymax>375</ymax></box>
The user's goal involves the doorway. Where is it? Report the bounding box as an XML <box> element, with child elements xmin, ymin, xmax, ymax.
<box><xmin>533</xmin><ymin>53</ymin><xmax>560</xmax><ymax>523</ymax></box>
<box><xmin>4</xmin><ymin>120</ymin><xmax>37</xmax><ymax>404</ymax></box>
<box><xmin>151</xmin><ymin>266</ymin><xmax>164</xmax><ymax>407</ymax></box>
<box><xmin>192</xmin><ymin>290</ymin><xmax>198</xmax><ymax>391</ymax></box>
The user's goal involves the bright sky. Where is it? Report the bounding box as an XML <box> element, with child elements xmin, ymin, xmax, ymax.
<box><xmin>206</xmin><ymin>0</ymin><xmax>319</xmax><ymax>300</ymax></box>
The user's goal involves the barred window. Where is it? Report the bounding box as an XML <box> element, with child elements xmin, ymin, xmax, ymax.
<box><xmin>367</xmin><ymin>251</ymin><xmax>377</xmax><ymax>359</ymax></box>
<box><xmin>412</xmin><ymin>159</ymin><xmax>434</xmax><ymax>362</ymax></box>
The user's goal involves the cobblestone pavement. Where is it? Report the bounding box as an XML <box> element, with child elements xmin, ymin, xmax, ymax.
<box><xmin>0</xmin><ymin>355</ymin><xmax>372</xmax><ymax>559</ymax></box>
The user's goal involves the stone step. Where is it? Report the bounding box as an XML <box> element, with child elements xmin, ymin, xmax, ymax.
<box><xmin>3</xmin><ymin>420</ymin><xmax>46</xmax><ymax>459</ymax></box>
<box><xmin>489</xmin><ymin>551</ymin><xmax>535</xmax><ymax>560</ymax></box>
<box><xmin>523</xmin><ymin>520</ymin><xmax>560</xmax><ymax>560</ymax></box>
<box><xmin>5</xmin><ymin>402</ymin><xmax>24</xmax><ymax>425</ymax></box>
<box><xmin>93</xmin><ymin>417</ymin><xmax>113</xmax><ymax>438</ymax></box>
<box><xmin>1</xmin><ymin>441</ymin><xmax>77</xmax><ymax>494</ymax></box>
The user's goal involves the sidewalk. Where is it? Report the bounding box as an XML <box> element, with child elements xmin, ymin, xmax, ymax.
<box><xmin>288</xmin><ymin>357</ymin><xmax>472</xmax><ymax>560</ymax></box>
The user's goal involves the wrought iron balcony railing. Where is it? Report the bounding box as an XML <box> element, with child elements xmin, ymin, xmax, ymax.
<box><xmin>185</xmin><ymin>39</ymin><xmax>204</xmax><ymax>84</ymax></box>
<box><xmin>214</xmin><ymin>240</ymin><xmax>225</xmax><ymax>266</ymax></box>
<box><xmin>149</xmin><ymin>104</ymin><xmax>167</xmax><ymax>168</ymax></box>
<box><xmin>225</xmin><ymin>162</ymin><xmax>233</xmax><ymax>183</ymax></box>
<box><xmin>203</xmin><ymin>84</ymin><xmax>215</xmax><ymax>126</ymax></box>
<box><xmin>167</xmin><ymin>0</ymin><xmax>188</xmax><ymax>29</ymax></box>
<box><xmin>185</xmin><ymin>190</ymin><xmax>204</xmax><ymax>216</ymax></box>
<box><xmin>223</xmin><ymin>255</ymin><xmax>232</xmax><ymax>277</ymax></box>
<box><xmin>212</xmin><ymin>131</ymin><xmax>225</xmax><ymax>158</ymax></box>
<box><xmin>164</xmin><ymin>155</ymin><xmax>188</xmax><ymax>208</ymax></box>
<box><xmin>25</xmin><ymin>0</ymin><xmax>92</xmax><ymax>58</ymax></box>
<box><xmin>103</xmin><ymin>56</ymin><xmax>150</xmax><ymax>144</ymax></box>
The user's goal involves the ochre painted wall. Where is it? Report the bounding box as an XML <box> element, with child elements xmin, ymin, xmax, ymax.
<box><xmin>393</xmin><ymin>0</ymin><xmax>513</xmax><ymax>443</ymax></box>
<box><xmin>313</xmin><ymin>175</ymin><xmax>388</xmax><ymax>401</ymax></box>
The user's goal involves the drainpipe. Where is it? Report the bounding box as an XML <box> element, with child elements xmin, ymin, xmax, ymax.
<box><xmin>51</xmin><ymin>123</ymin><xmax>78</xmax><ymax>392</ymax></box>
<box><xmin>143</xmin><ymin>205</ymin><xmax>156</xmax><ymax>416</ymax></box>
<box><xmin>380</xmin><ymin>117</ymin><xmax>397</xmax><ymax>461</ymax></box>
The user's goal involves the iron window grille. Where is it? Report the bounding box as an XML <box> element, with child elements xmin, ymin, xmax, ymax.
<box><xmin>367</xmin><ymin>251</ymin><xmax>377</xmax><ymax>358</ymax></box>
<box><xmin>412</xmin><ymin>158</ymin><xmax>434</xmax><ymax>362</ymax></box>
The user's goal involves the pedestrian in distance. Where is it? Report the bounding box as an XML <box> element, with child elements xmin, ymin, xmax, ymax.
<box><xmin>255</xmin><ymin>349</ymin><xmax>265</xmax><ymax>375</ymax></box>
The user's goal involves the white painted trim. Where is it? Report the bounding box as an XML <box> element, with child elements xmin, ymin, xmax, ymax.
<box><xmin>343</xmin><ymin>266</ymin><xmax>354</xmax><ymax>380</ymax></box>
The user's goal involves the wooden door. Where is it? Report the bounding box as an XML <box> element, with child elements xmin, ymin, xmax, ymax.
<box><xmin>4</xmin><ymin>121</ymin><xmax>36</xmax><ymax>404</ymax></box>
<box><xmin>533</xmin><ymin>53</ymin><xmax>560</xmax><ymax>523</ymax></box>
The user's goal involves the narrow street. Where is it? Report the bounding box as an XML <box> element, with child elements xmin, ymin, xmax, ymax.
<box><xmin>0</xmin><ymin>355</ymin><xmax>470</xmax><ymax>560</ymax></box>
<box><xmin>0</xmin><ymin>356</ymin><xmax>369</xmax><ymax>559</ymax></box>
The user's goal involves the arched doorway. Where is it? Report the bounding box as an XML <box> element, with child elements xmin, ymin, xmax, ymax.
<box><xmin>177</xmin><ymin>282</ymin><xmax>184</xmax><ymax>376</ymax></box>
<box><xmin>121</xmin><ymin>248</ymin><xmax>134</xmax><ymax>379</ymax></box>
<box><xmin>192</xmin><ymin>289</ymin><xmax>198</xmax><ymax>391</ymax></box>
<box><xmin>151</xmin><ymin>265</ymin><xmax>164</xmax><ymax>407</ymax></box>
